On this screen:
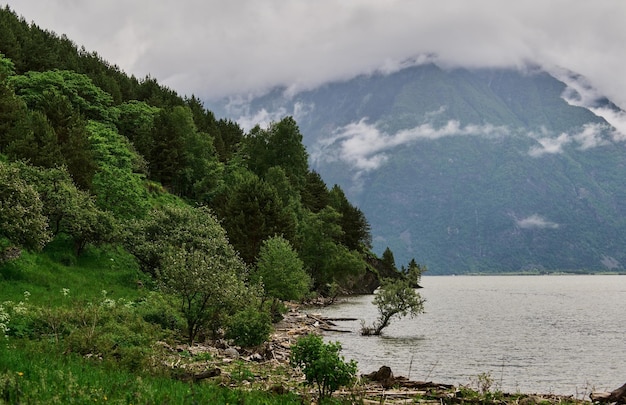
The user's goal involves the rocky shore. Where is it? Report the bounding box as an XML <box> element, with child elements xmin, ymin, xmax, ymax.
<box><xmin>164</xmin><ymin>303</ymin><xmax>611</xmax><ymax>404</ymax></box>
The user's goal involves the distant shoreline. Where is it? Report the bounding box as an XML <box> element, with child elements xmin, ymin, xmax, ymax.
<box><xmin>424</xmin><ymin>271</ymin><xmax>626</xmax><ymax>276</ymax></box>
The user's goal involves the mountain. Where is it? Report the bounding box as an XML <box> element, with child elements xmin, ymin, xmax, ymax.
<box><xmin>209</xmin><ymin>63</ymin><xmax>626</xmax><ymax>274</ymax></box>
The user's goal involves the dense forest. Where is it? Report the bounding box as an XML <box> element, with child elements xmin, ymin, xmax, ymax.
<box><xmin>0</xmin><ymin>4</ymin><xmax>413</xmax><ymax>342</ymax></box>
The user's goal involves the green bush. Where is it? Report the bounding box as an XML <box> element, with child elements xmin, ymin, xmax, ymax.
<box><xmin>290</xmin><ymin>334</ymin><xmax>357</xmax><ymax>401</ymax></box>
<box><xmin>136</xmin><ymin>292</ymin><xmax>185</xmax><ymax>333</ymax></box>
<box><xmin>225</xmin><ymin>307</ymin><xmax>272</xmax><ymax>348</ymax></box>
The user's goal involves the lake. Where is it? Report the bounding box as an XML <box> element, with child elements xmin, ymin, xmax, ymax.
<box><xmin>313</xmin><ymin>275</ymin><xmax>625</xmax><ymax>396</ymax></box>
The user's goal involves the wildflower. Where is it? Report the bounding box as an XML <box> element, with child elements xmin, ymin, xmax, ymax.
<box><xmin>17</xmin><ymin>372</ymin><xmax>23</xmax><ymax>377</ymax></box>
<box><xmin>100</xmin><ymin>297</ymin><xmax>116</xmax><ymax>308</ymax></box>
<box><xmin>13</xmin><ymin>301</ymin><xmax>27</xmax><ymax>316</ymax></box>
<box><xmin>61</xmin><ymin>288</ymin><xmax>70</xmax><ymax>297</ymax></box>
<box><xmin>0</xmin><ymin>304</ymin><xmax>10</xmax><ymax>339</ymax></box>
<box><xmin>23</xmin><ymin>291</ymin><xmax>30</xmax><ymax>301</ymax></box>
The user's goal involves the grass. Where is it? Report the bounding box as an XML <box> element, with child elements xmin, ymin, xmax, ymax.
<box><xmin>1</xmin><ymin>240</ymin><xmax>592</xmax><ymax>404</ymax></box>
<box><xmin>0</xmin><ymin>241</ymin><xmax>308</xmax><ymax>404</ymax></box>
<box><xmin>0</xmin><ymin>342</ymin><xmax>302</xmax><ymax>404</ymax></box>
<box><xmin>0</xmin><ymin>237</ymin><xmax>147</xmax><ymax>305</ymax></box>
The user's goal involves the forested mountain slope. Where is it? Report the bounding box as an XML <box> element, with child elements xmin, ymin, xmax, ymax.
<box><xmin>0</xmin><ymin>5</ymin><xmax>401</xmax><ymax>298</ymax></box>
<box><xmin>212</xmin><ymin>64</ymin><xmax>626</xmax><ymax>274</ymax></box>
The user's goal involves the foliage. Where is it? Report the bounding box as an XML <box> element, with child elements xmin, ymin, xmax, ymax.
<box><xmin>405</xmin><ymin>258</ymin><xmax>426</xmax><ymax>287</ymax></box>
<box><xmin>0</xmin><ymin>160</ymin><xmax>51</xmax><ymax>253</ymax></box>
<box><xmin>115</xmin><ymin>100</ymin><xmax>160</xmax><ymax>160</ymax></box>
<box><xmin>9</xmin><ymin>69</ymin><xmax>116</xmax><ymax>123</ymax></box>
<box><xmin>328</xmin><ymin>184</ymin><xmax>372</xmax><ymax>251</ymax></box>
<box><xmin>297</xmin><ymin>208</ymin><xmax>366</xmax><ymax>292</ymax></box>
<box><xmin>243</xmin><ymin>116</ymin><xmax>309</xmax><ymax>190</ymax></box>
<box><xmin>222</xmin><ymin>173</ymin><xmax>297</xmax><ymax>264</ymax></box>
<box><xmin>158</xmin><ymin>246</ymin><xmax>249</xmax><ymax>344</ymax></box>
<box><xmin>361</xmin><ymin>277</ymin><xmax>425</xmax><ymax>336</ymax></box>
<box><xmin>290</xmin><ymin>333</ymin><xmax>358</xmax><ymax>401</ymax></box>
<box><xmin>254</xmin><ymin>235</ymin><xmax>311</xmax><ymax>302</ymax></box>
<box><xmin>125</xmin><ymin>204</ymin><xmax>232</xmax><ymax>274</ymax></box>
<box><xmin>2</xmin><ymin>289</ymin><xmax>167</xmax><ymax>371</ymax></box>
<box><xmin>86</xmin><ymin>120</ymin><xmax>150</xmax><ymax>219</ymax></box>
<box><xmin>225</xmin><ymin>307</ymin><xmax>272</xmax><ymax>348</ymax></box>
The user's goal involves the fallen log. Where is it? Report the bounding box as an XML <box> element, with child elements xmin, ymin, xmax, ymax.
<box><xmin>178</xmin><ymin>367</ymin><xmax>222</xmax><ymax>382</ymax></box>
<box><xmin>306</xmin><ymin>313</ymin><xmax>336</xmax><ymax>326</ymax></box>
<box><xmin>319</xmin><ymin>325</ymin><xmax>352</xmax><ymax>333</ymax></box>
<box><xmin>322</xmin><ymin>317</ymin><xmax>359</xmax><ymax>321</ymax></box>
<box><xmin>590</xmin><ymin>382</ymin><xmax>626</xmax><ymax>403</ymax></box>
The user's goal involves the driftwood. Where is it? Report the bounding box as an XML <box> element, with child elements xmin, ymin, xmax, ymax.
<box><xmin>591</xmin><ymin>382</ymin><xmax>626</xmax><ymax>404</ymax></box>
<box><xmin>306</xmin><ymin>313</ymin><xmax>351</xmax><ymax>332</ymax></box>
<box><xmin>322</xmin><ymin>317</ymin><xmax>359</xmax><ymax>321</ymax></box>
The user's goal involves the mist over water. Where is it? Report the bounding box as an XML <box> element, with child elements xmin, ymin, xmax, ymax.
<box><xmin>314</xmin><ymin>275</ymin><xmax>625</xmax><ymax>396</ymax></box>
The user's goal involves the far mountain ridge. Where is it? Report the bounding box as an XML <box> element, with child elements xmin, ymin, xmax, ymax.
<box><xmin>210</xmin><ymin>63</ymin><xmax>626</xmax><ymax>274</ymax></box>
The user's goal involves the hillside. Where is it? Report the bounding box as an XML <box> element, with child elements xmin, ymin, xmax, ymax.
<box><xmin>0</xmin><ymin>6</ymin><xmax>417</xmax><ymax>402</ymax></box>
<box><xmin>211</xmin><ymin>63</ymin><xmax>626</xmax><ymax>274</ymax></box>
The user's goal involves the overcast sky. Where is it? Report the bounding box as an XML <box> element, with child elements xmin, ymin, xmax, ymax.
<box><xmin>7</xmin><ymin>1</ymin><xmax>626</xmax><ymax>107</ymax></box>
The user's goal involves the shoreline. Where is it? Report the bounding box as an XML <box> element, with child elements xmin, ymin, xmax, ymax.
<box><xmin>179</xmin><ymin>302</ymin><xmax>600</xmax><ymax>404</ymax></box>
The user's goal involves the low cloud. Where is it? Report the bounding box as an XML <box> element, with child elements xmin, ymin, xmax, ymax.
<box><xmin>228</xmin><ymin>99</ymin><xmax>315</xmax><ymax>132</ymax></box>
<box><xmin>552</xmin><ymin>68</ymin><xmax>626</xmax><ymax>140</ymax></box>
<box><xmin>516</xmin><ymin>214</ymin><xmax>559</xmax><ymax>230</ymax></box>
<box><xmin>11</xmin><ymin>1</ymin><xmax>626</xmax><ymax>108</ymax></box>
<box><xmin>234</xmin><ymin>107</ymin><xmax>288</xmax><ymax>132</ymax></box>
<box><xmin>312</xmin><ymin>119</ymin><xmax>508</xmax><ymax>172</ymax></box>
<box><xmin>528</xmin><ymin>123</ymin><xmax>610</xmax><ymax>157</ymax></box>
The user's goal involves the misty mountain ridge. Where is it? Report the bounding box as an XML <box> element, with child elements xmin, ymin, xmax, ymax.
<box><xmin>210</xmin><ymin>63</ymin><xmax>626</xmax><ymax>274</ymax></box>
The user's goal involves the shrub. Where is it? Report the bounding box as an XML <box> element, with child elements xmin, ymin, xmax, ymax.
<box><xmin>225</xmin><ymin>307</ymin><xmax>272</xmax><ymax>348</ymax></box>
<box><xmin>290</xmin><ymin>334</ymin><xmax>357</xmax><ymax>401</ymax></box>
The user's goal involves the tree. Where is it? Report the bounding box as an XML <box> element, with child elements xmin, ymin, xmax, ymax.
<box><xmin>115</xmin><ymin>100</ymin><xmax>159</xmax><ymax>160</ymax></box>
<box><xmin>125</xmin><ymin>204</ymin><xmax>239</xmax><ymax>277</ymax></box>
<box><xmin>0</xmin><ymin>160</ymin><xmax>51</xmax><ymax>254</ymax></box>
<box><xmin>301</xmin><ymin>170</ymin><xmax>330</xmax><ymax>213</ymax></box>
<box><xmin>296</xmin><ymin>208</ymin><xmax>366</xmax><ymax>293</ymax></box>
<box><xmin>86</xmin><ymin>120</ymin><xmax>149</xmax><ymax>219</ymax></box>
<box><xmin>406</xmin><ymin>259</ymin><xmax>426</xmax><ymax>288</ymax></box>
<box><xmin>381</xmin><ymin>247</ymin><xmax>397</xmax><ymax>273</ymax></box>
<box><xmin>126</xmin><ymin>203</ymin><xmax>253</xmax><ymax>343</ymax></box>
<box><xmin>9</xmin><ymin>69</ymin><xmax>117</xmax><ymax>123</ymax></box>
<box><xmin>253</xmin><ymin>235</ymin><xmax>311</xmax><ymax>303</ymax></box>
<box><xmin>15</xmin><ymin>162</ymin><xmax>116</xmax><ymax>255</ymax></box>
<box><xmin>150</xmin><ymin>106</ymin><xmax>194</xmax><ymax>189</ymax></box>
<box><xmin>243</xmin><ymin>117</ymin><xmax>309</xmax><ymax>190</ymax></box>
<box><xmin>361</xmin><ymin>278</ymin><xmax>425</xmax><ymax>336</ymax></box>
<box><xmin>214</xmin><ymin>118</ymin><xmax>243</xmax><ymax>162</ymax></box>
<box><xmin>290</xmin><ymin>334</ymin><xmax>357</xmax><ymax>401</ymax></box>
<box><xmin>328</xmin><ymin>184</ymin><xmax>372</xmax><ymax>251</ymax></box>
<box><xmin>159</xmin><ymin>246</ymin><xmax>249</xmax><ymax>345</ymax></box>
<box><xmin>222</xmin><ymin>174</ymin><xmax>296</xmax><ymax>264</ymax></box>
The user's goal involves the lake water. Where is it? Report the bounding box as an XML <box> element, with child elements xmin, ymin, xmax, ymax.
<box><xmin>313</xmin><ymin>275</ymin><xmax>625</xmax><ymax>396</ymax></box>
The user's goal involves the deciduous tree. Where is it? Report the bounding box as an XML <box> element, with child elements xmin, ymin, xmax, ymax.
<box><xmin>0</xmin><ymin>160</ymin><xmax>50</xmax><ymax>253</ymax></box>
<box><xmin>361</xmin><ymin>278</ymin><xmax>425</xmax><ymax>336</ymax></box>
<box><xmin>253</xmin><ymin>235</ymin><xmax>311</xmax><ymax>303</ymax></box>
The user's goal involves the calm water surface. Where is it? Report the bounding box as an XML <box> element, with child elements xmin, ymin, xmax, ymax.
<box><xmin>314</xmin><ymin>275</ymin><xmax>625</xmax><ymax>396</ymax></box>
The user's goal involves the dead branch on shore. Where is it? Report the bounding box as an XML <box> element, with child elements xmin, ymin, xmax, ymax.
<box><xmin>590</xmin><ymin>382</ymin><xmax>626</xmax><ymax>404</ymax></box>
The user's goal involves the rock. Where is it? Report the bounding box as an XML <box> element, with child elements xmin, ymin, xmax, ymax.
<box><xmin>365</xmin><ymin>366</ymin><xmax>395</xmax><ymax>389</ymax></box>
<box><xmin>247</xmin><ymin>353</ymin><xmax>263</xmax><ymax>362</ymax></box>
<box><xmin>224</xmin><ymin>347</ymin><xmax>239</xmax><ymax>359</ymax></box>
